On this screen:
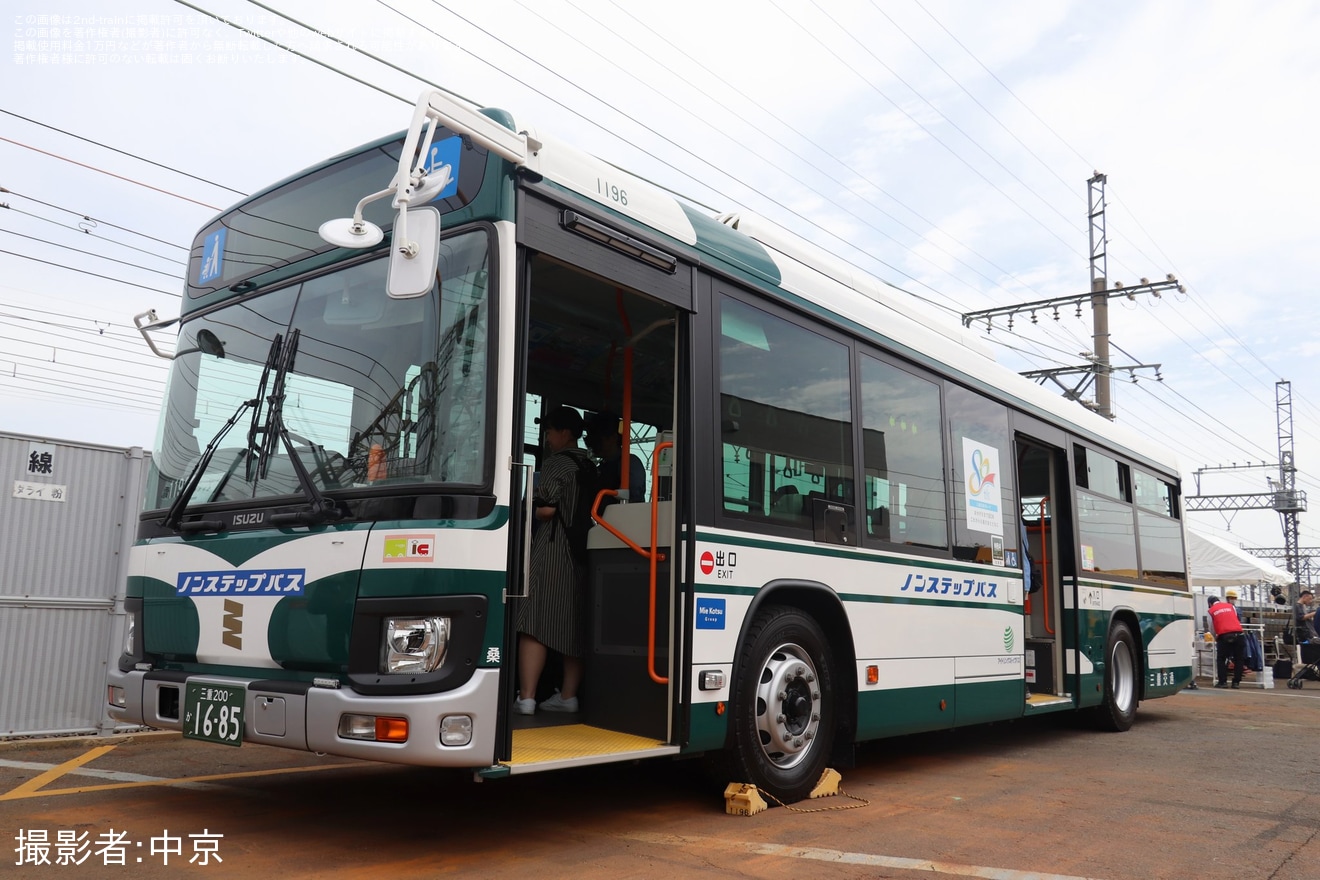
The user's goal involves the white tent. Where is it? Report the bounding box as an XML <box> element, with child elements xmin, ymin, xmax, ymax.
<box><xmin>1186</xmin><ymin>529</ymin><xmax>1294</xmax><ymax>587</ymax></box>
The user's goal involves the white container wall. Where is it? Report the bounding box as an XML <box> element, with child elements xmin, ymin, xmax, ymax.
<box><xmin>0</xmin><ymin>431</ymin><xmax>148</xmax><ymax>737</ymax></box>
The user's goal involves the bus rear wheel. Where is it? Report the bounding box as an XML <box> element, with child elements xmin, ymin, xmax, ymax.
<box><xmin>723</xmin><ymin>605</ymin><xmax>836</xmax><ymax>804</ymax></box>
<box><xmin>1092</xmin><ymin>621</ymin><xmax>1139</xmax><ymax>731</ymax></box>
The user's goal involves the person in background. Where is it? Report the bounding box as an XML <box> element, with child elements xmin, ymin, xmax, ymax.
<box><xmin>585</xmin><ymin>411</ymin><xmax>646</xmax><ymax>503</ymax></box>
<box><xmin>1208</xmin><ymin>592</ymin><xmax>1246</xmax><ymax>689</ymax></box>
<box><xmin>1224</xmin><ymin>589</ymin><xmax>1242</xmax><ymax>620</ymax></box>
<box><xmin>1295</xmin><ymin>589</ymin><xmax>1319</xmax><ymax>643</ymax></box>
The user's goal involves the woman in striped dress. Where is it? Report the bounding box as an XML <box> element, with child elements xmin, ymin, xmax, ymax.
<box><xmin>516</xmin><ymin>405</ymin><xmax>590</xmax><ymax>714</ymax></box>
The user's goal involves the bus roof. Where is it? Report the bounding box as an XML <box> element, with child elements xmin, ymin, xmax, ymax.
<box><xmin>523</xmin><ymin>123</ymin><xmax>1181</xmax><ymax>477</ymax></box>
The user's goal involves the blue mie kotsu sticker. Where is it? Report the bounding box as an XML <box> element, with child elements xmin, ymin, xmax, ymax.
<box><xmin>176</xmin><ymin>568</ymin><xmax>306</xmax><ymax>595</ymax></box>
<box><xmin>696</xmin><ymin>597</ymin><xmax>726</xmax><ymax>629</ymax></box>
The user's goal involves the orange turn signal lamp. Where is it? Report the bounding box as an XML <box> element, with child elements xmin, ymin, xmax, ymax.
<box><xmin>338</xmin><ymin>713</ymin><xmax>409</xmax><ymax>743</ymax></box>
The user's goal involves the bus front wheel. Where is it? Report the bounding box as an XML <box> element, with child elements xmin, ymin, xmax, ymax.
<box><xmin>724</xmin><ymin>605</ymin><xmax>836</xmax><ymax>804</ymax></box>
<box><xmin>1092</xmin><ymin>621</ymin><xmax>1139</xmax><ymax>732</ymax></box>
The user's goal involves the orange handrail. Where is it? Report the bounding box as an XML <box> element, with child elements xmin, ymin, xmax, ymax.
<box><xmin>585</xmin><ymin>442</ymin><xmax>673</xmax><ymax>685</ymax></box>
<box><xmin>589</xmin><ymin>488</ymin><xmax>665</xmax><ymax>564</ymax></box>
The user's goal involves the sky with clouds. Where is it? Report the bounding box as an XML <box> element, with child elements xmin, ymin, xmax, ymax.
<box><xmin>3</xmin><ymin>0</ymin><xmax>1318</xmax><ymax>571</ymax></box>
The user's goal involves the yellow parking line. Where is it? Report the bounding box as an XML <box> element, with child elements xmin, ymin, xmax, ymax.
<box><xmin>1</xmin><ymin>745</ymin><xmax>117</xmax><ymax>800</ymax></box>
<box><xmin>0</xmin><ymin>760</ymin><xmax>359</xmax><ymax>801</ymax></box>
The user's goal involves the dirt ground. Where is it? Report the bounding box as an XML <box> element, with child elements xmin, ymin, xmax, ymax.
<box><xmin>3</xmin><ymin>679</ymin><xmax>1318</xmax><ymax>879</ymax></box>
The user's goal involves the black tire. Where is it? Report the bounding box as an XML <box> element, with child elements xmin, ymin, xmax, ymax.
<box><xmin>1092</xmin><ymin>621</ymin><xmax>1139</xmax><ymax>731</ymax></box>
<box><xmin>720</xmin><ymin>605</ymin><xmax>837</xmax><ymax>804</ymax></box>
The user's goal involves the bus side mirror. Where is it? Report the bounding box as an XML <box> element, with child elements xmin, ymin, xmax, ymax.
<box><xmin>388</xmin><ymin>206</ymin><xmax>442</xmax><ymax>299</ymax></box>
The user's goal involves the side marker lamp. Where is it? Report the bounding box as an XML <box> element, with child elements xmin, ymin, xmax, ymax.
<box><xmin>440</xmin><ymin>715</ymin><xmax>473</xmax><ymax>747</ymax></box>
<box><xmin>698</xmin><ymin>670</ymin><xmax>726</xmax><ymax>691</ymax></box>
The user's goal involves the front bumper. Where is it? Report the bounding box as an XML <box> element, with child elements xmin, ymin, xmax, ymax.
<box><xmin>106</xmin><ymin>666</ymin><xmax>501</xmax><ymax>766</ymax></box>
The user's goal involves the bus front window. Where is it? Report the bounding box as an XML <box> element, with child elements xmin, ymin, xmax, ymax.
<box><xmin>145</xmin><ymin>228</ymin><xmax>492</xmax><ymax>511</ymax></box>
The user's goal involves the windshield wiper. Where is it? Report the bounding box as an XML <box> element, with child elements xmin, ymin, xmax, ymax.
<box><xmin>244</xmin><ymin>333</ymin><xmax>283</xmax><ymax>482</ymax></box>
<box><xmin>196</xmin><ymin>333</ymin><xmax>285</xmax><ymax>506</ymax></box>
<box><xmin>256</xmin><ymin>329</ymin><xmax>345</xmax><ymax>526</ymax></box>
<box><xmin>161</xmin><ymin>398</ymin><xmax>258</xmax><ymax>532</ymax></box>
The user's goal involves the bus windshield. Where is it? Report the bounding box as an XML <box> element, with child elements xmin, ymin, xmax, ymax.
<box><xmin>145</xmin><ymin>228</ymin><xmax>492</xmax><ymax>511</ymax></box>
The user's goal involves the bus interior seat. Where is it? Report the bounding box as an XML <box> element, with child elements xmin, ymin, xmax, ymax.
<box><xmin>771</xmin><ymin>485</ymin><xmax>804</xmax><ymax>519</ymax></box>
<box><xmin>868</xmin><ymin>505</ymin><xmax>891</xmax><ymax>540</ymax></box>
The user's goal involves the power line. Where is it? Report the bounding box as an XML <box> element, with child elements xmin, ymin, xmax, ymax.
<box><xmin>170</xmin><ymin>0</ymin><xmax>414</xmax><ymax>104</ymax></box>
<box><xmin>803</xmin><ymin>0</ymin><xmax>1084</xmax><ymax>237</ymax></box>
<box><xmin>0</xmin><ymin>107</ymin><xmax>248</xmax><ymax>197</ymax></box>
<box><xmin>0</xmin><ymin>227</ymin><xmax>184</xmax><ymax>280</ymax></box>
<box><xmin>2</xmin><ymin>187</ymin><xmax>191</xmax><ymax>252</ymax></box>
<box><xmin>864</xmin><ymin>0</ymin><xmax>1082</xmax><ymax>205</ymax></box>
<box><xmin>766</xmin><ymin>0</ymin><xmax>1082</xmax><ymax>260</ymax></box>
<box><xmin>1</xmin><ymin>202</ymin><xmax>187</xmax><ymax>267</ymax></box>
<box><xmin>906</xmin><ymin>2</ymin><xmax>1293</xmax><ymax>432</ymax></box>
<box><xmin>0</xmin><ymin>302</ymin><xmax>145</xmax><ymax>342</ymax></box>
<box><xmin>0</xmin><ymin>322</ymin><xmax>168</xmax><ymax>368</ymax></box>
<box><xmin>555</xmin><ymin>0</ymin><xmax>1051</xmax><ymax>309</ymax></box>
<box><xmin>0</xmin><ymin>247</ymin><xmax>181</xmax><ymax>298</ymax></box>
<box><xmin>0</xmin><ymin>135</ymin><xmax>225</xmax><ymax>211</ymax></box>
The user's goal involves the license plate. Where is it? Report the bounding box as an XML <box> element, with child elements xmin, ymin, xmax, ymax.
<box><xmin>183</xmin><ymin>682</ymin><xmax>245</xmax><ymax>747</ymax></box>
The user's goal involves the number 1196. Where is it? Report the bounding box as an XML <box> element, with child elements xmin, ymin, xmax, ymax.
<box><xmin>597</xmin><ymin>178</ymin><xmax>628</xmax><ymax>205</ymax></box>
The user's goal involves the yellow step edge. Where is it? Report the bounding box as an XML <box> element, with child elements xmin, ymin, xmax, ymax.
<box><xmin>508</xmin><ymin>724</ymin><xmax>665</xmax><ymax>766</ymax></box>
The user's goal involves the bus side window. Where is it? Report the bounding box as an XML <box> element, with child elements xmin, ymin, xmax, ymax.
<box><xmin>718</xmin><ymin>295</ymin><xmax>853</xmax><ymax>534</ymax></box>
<box><xmin>859</xmin><ymin>354</ymin><xmax>948</xmax><ymax>549</ymax></box>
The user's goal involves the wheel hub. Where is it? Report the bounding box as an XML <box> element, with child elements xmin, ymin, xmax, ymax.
<box><xmin>1111</xmin><ymin>640</ymin><xmax>1134</xmax><ymax>711</ymax></box>
<box><xmin>754</xmin><ymin>643</ymin><xmax>822</xmax><ymax>769</ymax></box>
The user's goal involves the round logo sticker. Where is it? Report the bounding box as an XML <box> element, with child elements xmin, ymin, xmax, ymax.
<box><xmin>699</xmin><ymin>551</ymin><xmax>715</xmax><ymax>575</ymax></box>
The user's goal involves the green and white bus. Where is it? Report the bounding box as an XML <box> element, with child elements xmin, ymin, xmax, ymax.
<box><xmin>108</xmin><ymin>90</ymin><xmax>1193</xmax><ymax>803</ymax></box>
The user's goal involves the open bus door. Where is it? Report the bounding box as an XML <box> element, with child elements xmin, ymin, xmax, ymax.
<box><xmin>1016</xmin><ymin>430</ymin><xmax>1074</xmax><ymax>709</ymax></box>
<box><xmin>496</xmin><ymin>189</ymin><xmax>692</xmax><ymax>773</ymax></box>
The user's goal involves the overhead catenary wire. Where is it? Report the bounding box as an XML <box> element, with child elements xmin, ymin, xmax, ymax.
<box><xmin>1</xmin><ymin>187</ymin><xmax>194</xmax><ymax>252</ymax></box>
<box><xmin>1</xmin><ymin>202</ymin><xmax>188</xmax><ymax>268</ymax></box>
<box><xmin>907</xmin><ymin>2</ymin><xmax>1295</xmax><ymax>406</ymax></box>
<box><xmin>896</xmin><ymin>1</ymin><xmax>1294</xmax><ymax>414</ymax></box>
<box><xmin>552</xmin><ymin>0</ymin><xmax>1065</xmax><ymax>312</ymax></box>
<box><xmin>0</xmin><ymin>228</ymin><xmax>185</xmax><ymax>280</ymax></box>
<box><xmin>0</xmin><ymin>108</ymin><xmax>249</xmax><ymax>197</ymax></box>
<box><xmin>0</xmin><ymin>247</ymin><xmax>182</xmax><ymax>298</ymax></box>
<box><xmin>0</xmin><ymin>135</ymin><xmax>225</xmax><ymax>211</ymax></box>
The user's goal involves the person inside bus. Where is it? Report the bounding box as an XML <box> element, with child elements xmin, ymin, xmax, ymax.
<box><xmin>585</xmin><ymin>410</ymin><xmax>645</xmax><ymax>503</ymax></box>
<box><xmin>1208</xmin><ymin>592</ymin><xmax>1247</xmax><ymax>688</ymax></box>
<box><xmin>516</xmin><ymin>405</ymin><xmax>591</xmax><ymax>715</ymax></box>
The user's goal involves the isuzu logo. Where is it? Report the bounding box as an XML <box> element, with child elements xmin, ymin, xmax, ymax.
<box><xmin>233</xmin><ymin>512</ymin><xmax>264</xmax><ymax>526</ymax></box>
<box><xmin>222</xmin><ymin>599</ymin><xmax>243</xmax><ymax>649</ymax></box>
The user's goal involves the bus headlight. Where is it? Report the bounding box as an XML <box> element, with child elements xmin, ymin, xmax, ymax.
<box><xmin>123</xmin><ymin>610</ymin><xmax>137</xmax><ymax>656</ymax></box>
<box><xmin>382</xmin><ymin>616</ymin><xmax>449</xmax><ymax>674</ymax></box>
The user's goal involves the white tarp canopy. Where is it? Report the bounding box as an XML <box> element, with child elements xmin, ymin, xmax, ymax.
<box><xmin>1187</xmin><ymin>529</ymin><xmax>1294</xmax><ymax>587</ymax></box>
